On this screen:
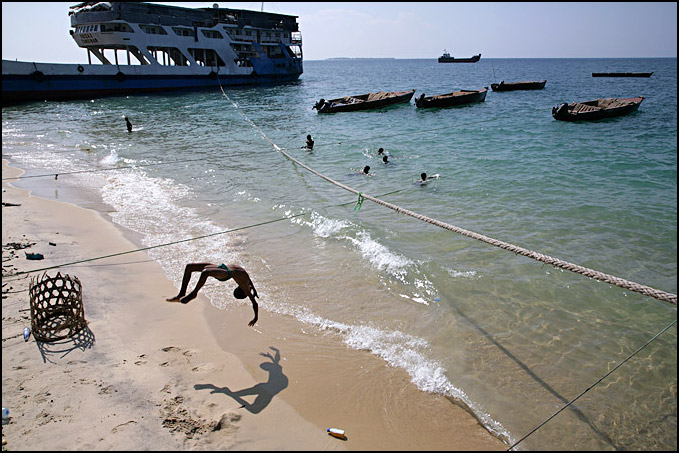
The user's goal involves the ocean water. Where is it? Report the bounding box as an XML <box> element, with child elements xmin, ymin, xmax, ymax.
<box><xmin>2</xmin><ymin>57</ymin><xmax>676</xmax><ymax>450</ymax></box>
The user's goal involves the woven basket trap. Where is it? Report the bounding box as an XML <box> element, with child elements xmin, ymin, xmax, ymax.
<box><xmin>29</xmin><ymin>272</ymin><xmax>86</xmax><ymax>342</ymax></box>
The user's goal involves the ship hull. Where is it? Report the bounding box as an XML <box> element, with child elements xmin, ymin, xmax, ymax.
<box><xmin>2</xmin><ymin>60</ymin><xmax>300</xmax><ymax>104</ymax></box>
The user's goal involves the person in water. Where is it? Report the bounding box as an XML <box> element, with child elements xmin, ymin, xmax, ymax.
<box><xmin>167</xmin><ymin>262</ymin><xmax>259</xmax><ymax>326</ymax></box>
<box><xmin>417</xmin><ymin>172</ymin><xmax>439</xmax><ymax>184</ymax></box>
<box><xmin>304</xmin><ymin>134</ymin><xmax>314</xmax><ymax>150</ymax></box>
<box><xmin>382</xmin><ymin>155</ymin><xmax>389</xmax><ymax>164</ymax></box>
<box><xmin>377</xmin><ymin>148</ymin><xmax>385</xmax><ymax>156</ymax></box>
<box><xmin>125</xmin><ymin>116</ymin><xmax>133</xmax><ymax>132</ymax></box>
<box><xmin>362</xmin><ymin>165</ymin><xmax>371</xmax><ymax>175</ymax></box>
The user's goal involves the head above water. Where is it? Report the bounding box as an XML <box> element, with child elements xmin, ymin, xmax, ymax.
<box><xmin>363</xmin><ymin>165</ymin><xmax>370</xmax><ymax>174</ymax></box>
<box><xmin>377</xmin><ymin>148</ymin><xmax>384</xmax><ymax>154</ymax></box>
<box><xmin>383</xmin><ymin>156</ymin><xmax>389</xmax><ymax>163</ymax></box>
<box><xmin>421</xmin><ymin>172</ymin><xmax>427</xmax><ymax>180</ymax></box>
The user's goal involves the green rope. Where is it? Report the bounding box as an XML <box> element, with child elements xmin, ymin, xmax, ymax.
<box><xmin>354</xmin><ymin>192</ymin><xmax>364</xmax><ymax>211</ymax></box>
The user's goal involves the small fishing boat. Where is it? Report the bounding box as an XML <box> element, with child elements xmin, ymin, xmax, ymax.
<box><xmin>414</xmin><ymin>87</ymin><xmax>487</xmax><ymax>108</ymax></box>
<box><xmin>551</xmin><ymin>96</ymin><xmax>644</xmax><ymax>121</ymax></box>
<box><xmin>438</xmin><ymin>50</ymin><xmax>481</xmax><ymax>63</ymax></box>
<box><xmin>592</xmin><ymin>72</ymin><xmax>654</xmax><ymax>77</ymax></box>
<box><xmin>490</xmin><ymin>80</ymin><xmax>546</xmax><ymax>91</ymax></box>
<box><xmin>313</xmin><ymin>90</ymin><xmax>415</xmax><ymax>113</ymax></box>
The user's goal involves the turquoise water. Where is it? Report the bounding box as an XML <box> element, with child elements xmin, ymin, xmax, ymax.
<box><xmin>2</xmin><ymin>58</ymin><xmax>676</xmax><ymax>450</ymax></box>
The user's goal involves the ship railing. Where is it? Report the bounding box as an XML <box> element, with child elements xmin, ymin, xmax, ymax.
<box><xmin>291</xmin><ymin>32</ymin><xmax>302</xmax><ymax>45</ymax></box>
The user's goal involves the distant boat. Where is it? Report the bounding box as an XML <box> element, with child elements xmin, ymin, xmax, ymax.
<box><xmin>490</xmin><ymin>80</ymin><xmax>546</xmax><ymax>91</ymax></box>
<box><xmin>438</xmin><ymin>50</ymin><xmax>481</xmax><ymax>63</ymax></box>
<box><xmin>414</xmin><ymin>88</ymin><xmax>488</xmax><ymax>108</ymax></box>
<box><xmin>552</xmin><ymin>97</ymin><xmax>644</xmax><ymax>121</ymax></box>
<box><xmin>313</xmin><ymin>90</ymin><xmax>415</xmax><ymax>113</ymax></box>
<box><xmin>592</xmin><ymin>72</ymin><xmax>654</xmax><ymax>77</ymax></box>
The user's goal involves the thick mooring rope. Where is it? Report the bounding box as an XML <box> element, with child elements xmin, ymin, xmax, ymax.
<box><xmin>218</xmin><ymin>86</ymin><xmax>676</xmax><ymax>306</ymax></box>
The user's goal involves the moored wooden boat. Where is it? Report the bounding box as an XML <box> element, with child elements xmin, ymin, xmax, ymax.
<box><xmin>313</xmin><ymin>90</ymin><xmax>415</xmax><ymax>113</ymax></box>
<box><xmin>414</xmin><ymin>87</ymin><xmax>488</xmax><ymax>108</ymax></box>
<box><xmin>592</xmin><ymin>72</ymin><xmax>653</xmax><ymax>77</ymax></box>
<box><xmin>551</xmin><ymin>96</ymin><xmax>644</xmax><ymax>121</ymax></box>
<box><xmin>490</xmin><ymin>80</ymin><xmax>546</xmax><ymax>91</ymax></box>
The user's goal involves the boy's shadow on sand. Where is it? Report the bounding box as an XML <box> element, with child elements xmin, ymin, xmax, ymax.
<box><xmin>195</xmin><ymin>346</ymin><xmax>288</xmax><ymax>414</ymax></box>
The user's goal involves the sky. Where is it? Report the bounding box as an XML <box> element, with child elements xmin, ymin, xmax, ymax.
<box><xmin>2</xmin><ymin>2</ymin><xmax>677</xmax><ymax>62</ymax></box>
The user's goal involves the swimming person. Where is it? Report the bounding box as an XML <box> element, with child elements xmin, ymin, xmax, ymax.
<box><xmin>363</xmin><ymin>165</ymin><xmax>371</xmax><ymax>175</ymax></box>
<box><xmin>125</xmin><ymin>116</ymin><xmax>133</xmax><ymax>132</ymax></box>
<box><xmin>382</xmin><ymin>155</ymin><xmax>389</xmax><ymax>164</ymax></box>
<box><xmin>416</xmin><ymin>172</ymin><xmax>440</xmax><ymax>185</ymax></box>
<box><xmin>377</xmin><ymin>148</ymin><xmax>385</xmax><ymax>156</ymax></box>
<box><xmin>166</xmin><ymin>262</ymin><xmax>259</xmax><ymax>326</ymax></box>
<box><xmin>304</xmin><ymin>134</ymin><xmax>314</xmax><ymax>150</ymax></box>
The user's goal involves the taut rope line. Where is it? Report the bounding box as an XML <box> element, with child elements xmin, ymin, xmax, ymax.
<box><xmin>217</xmin><ymin>85</ymin><xmax>677</xmax><ymax>306</ymax></box>
<box><xmin>507</xmin><ymin>318</ymin><xmax>677</xmax><ymax>450</ymax></box>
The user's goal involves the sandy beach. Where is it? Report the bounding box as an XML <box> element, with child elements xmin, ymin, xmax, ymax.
<box><xmin>2</xmin><ymin>158</ymin><xmax>506</xmax><ymax>451</ymax></box>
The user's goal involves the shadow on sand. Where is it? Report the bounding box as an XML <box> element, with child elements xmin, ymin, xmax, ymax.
<box><xmin>195</xmin><ymin>346</ymin><xmax>288</xmax><ymax>414</ymax></box>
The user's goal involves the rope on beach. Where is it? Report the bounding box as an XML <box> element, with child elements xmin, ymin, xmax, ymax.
<box><xmin>506</xmin><ymin>317</ymin><xmax>677</xmax><ymax>451</ymax></box>
<box><xmin>216</xmin><ymin>86</ymin><xmax>677</xmax><ymax>306</ymax></box>
<box><xmin>2</xmin><ymin>188</ymin><xmax>404</xmax><ymax>280</ymax></box>
<box><xmin>2</xmin><ymin>214</ymin><xmax>304</xmax><ymax>279</ymax></box>
<box><xmin>1</xmin><ymin>157</ymin><xmax>207</xmax><ymax>181</ymax></box>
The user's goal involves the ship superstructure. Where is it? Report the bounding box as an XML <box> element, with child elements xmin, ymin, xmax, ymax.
<box><xmin>2</xmin><ymin>2</ymin><xmax>303</xmax><ymax>103</ymax></box>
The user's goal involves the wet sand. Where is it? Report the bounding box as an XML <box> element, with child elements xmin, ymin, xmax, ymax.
<box><xmin>1</xmin><ymin>158</ymin><xmax>506</xmax><ymax>450</ymax></box>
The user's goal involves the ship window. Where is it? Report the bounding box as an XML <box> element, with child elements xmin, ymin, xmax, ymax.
<box><xmin>172</xmin><ymin>27</ymin><xmax>194</xmax><ymax>37</ymax></box>
<box><xmin>101</xmin><ymin>23</ymin><xmax>133</xmax><ymax>33</ymax></box>
<box><xmin>141</xmin><ymin>25</ymin><xmax>167</xmax><ymax>35</ymax></box>
<box><xmin>201</xmin><ymin>30</ymin><xmax>223</xmax><ymax>39</ymax></box>
<box><xmin>188</xmin><ymin>48</ymin><xmax>225</xmax><ymax>67</ymax></box>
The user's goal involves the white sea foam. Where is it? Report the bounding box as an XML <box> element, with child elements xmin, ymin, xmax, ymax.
<box><xmin>265</xmin><ymin>299</ymin><xmax>513</xmax><ymax>445</ymax></box>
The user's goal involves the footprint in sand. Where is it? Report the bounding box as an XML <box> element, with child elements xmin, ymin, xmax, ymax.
<box><xmin>191</xmin><ymin>363</ymin><xmax>215</xmax><ymax>373</ymax></box>
<box><xmin>111</xmin><ymin>420</ymin><xmax>137</xmax><ymax>434</ymax></box>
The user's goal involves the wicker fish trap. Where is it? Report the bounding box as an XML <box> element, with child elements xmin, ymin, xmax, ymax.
<box><xmin>29</xmin><ymin>272</ymin><xmax>86</xmax><ymax>342</ymax></box>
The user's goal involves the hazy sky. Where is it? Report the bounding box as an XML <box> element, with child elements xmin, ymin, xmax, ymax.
<box><xmin>2</xmin><ymin>2</ymin><xmax>677</xmax><ymax>62</ymax></box>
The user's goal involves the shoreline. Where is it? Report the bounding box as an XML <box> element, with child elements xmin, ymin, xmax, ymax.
<box><xmin>2</xmin><ymin>158</ymin><xmax>506</xmax><ymax>450</ymax></box>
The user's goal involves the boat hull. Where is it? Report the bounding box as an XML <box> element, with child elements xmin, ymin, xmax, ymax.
<box><xmin>2</xmin><ymin>60</ymin><xmax>301</xmax><ymax>104</ymax></box>
<box><xmin>491</xmin><ymin>80</ymin><xmax>546</xmax><ymax>91</ymax></box>
<box><xmin>415</xmin><ymin>88</ymin><xmax>487</xmax><ymax>108</ymax></box>
<box><xmin>438</xmin><ymin>54</ymin><xmax>481</xmax><ymax>63</ymax></box>
<box><xmin>314</xmin><ymin>90</ymin><xmax>415</xmax><ymax>113</ymax></box>
<box><xmin>552</xmin><ymin>97</ymin><xmax>644</xmax><ymax>121</ymax></box>
<box><xmin>592</xmin><ymin>72</ymin><xmax>653</xmax><ymax>77</ymax></box>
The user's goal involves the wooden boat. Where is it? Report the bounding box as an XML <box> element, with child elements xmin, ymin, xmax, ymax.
<box><xmin>552</xmin><ymin>97</ymin><xmax>644</xmax><ymax>121</ymax></box>
<box><xmin>592</xmin><ymin>72</ymin><xmax>653</xmax><ymax>77</ymax></box>
<box><xmin>438</xmin><ymin>51</ymin><xmax>481</xmax><ymax>63</ymax></box>
<box><xmin>414</xmin><ymin>88</ymin><xmax>488</xmax><ymax>108</ymax></box>
<box><xmin>490</xmin><ymin>80</ymin><xmax>546</xmax><ymax>91</ymax></box>
<box><xmin>313</xmin><ymin>90</ymin><xmax>415</xmax><ymax>113</ymax></box>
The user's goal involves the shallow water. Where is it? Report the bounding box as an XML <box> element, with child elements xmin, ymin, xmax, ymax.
<box><xmin>3</xmin><ymin>57</ymin><xmax>676</xmax><ymax>450</ymax></box>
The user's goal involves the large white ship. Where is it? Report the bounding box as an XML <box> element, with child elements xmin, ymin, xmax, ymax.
<box><xmin>2</xmin><ymin>2</ymin><xmax>303</xmax><ymax>103</ymax></box>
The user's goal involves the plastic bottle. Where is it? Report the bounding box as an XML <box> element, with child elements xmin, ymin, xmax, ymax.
<box><xmin>327</xmin><ymin>428</ymin><xmax>345</xmax><ymax>439</ymax></box>
<box><xmin>1</xmin><ymin>407</ymin><xmax>8</xmax><ymax>419</ymax></box>
<box><xmin>23</xmin><ymin>327</ymin><xmax>31</xmax><ymax>341</ymax></box>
